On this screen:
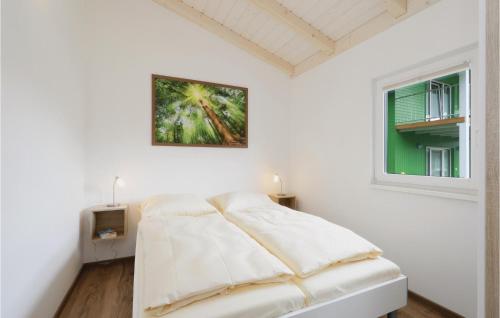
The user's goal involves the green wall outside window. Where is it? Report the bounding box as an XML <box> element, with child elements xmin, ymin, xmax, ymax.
<box><xmin>386</xmin><ymin>74</ymin><xmax>460</xmax><ymax>177</ymax></box>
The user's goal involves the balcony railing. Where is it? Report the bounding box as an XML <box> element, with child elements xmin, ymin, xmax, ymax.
<box><xmin>394</xmin><ymin>82</ymin><xmax>462</xmax><ymax>127</ymax></box>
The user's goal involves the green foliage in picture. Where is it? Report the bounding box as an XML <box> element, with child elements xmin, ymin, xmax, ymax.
<box><xmin>152</xmin><ymin>75</ymin><xmax>248</xmax><ymax>147</ymax></box>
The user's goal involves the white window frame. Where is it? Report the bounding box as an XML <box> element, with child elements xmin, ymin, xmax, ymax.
<box><xmin>426</xmin><ymin>146</ymin><xmax>451</xmax><ymax>177</ymax></box>
<box><xmin>371</xmin><ymin>46</ymin><xmax>479</xmax><ymax>201</ymax></box>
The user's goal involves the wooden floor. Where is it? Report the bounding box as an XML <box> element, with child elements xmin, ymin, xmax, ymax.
<box><xmin>57</xmin><ymin>258</ymin><xmax>460</xmax><ymax>318</ymax></box>
<box><xmin>57</xmin><ymin>258</ymin><xmax>134</xmax><ymax>318</ymax></box>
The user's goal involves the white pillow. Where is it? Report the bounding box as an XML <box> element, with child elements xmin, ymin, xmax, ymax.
<box><xmin>141</xmin><ymin>194</ymin><xmax>217</xmax><ymax>218</ymax></box>
<box><xmin>209</xmin><ymin>192</ymin><xmax>275</xmax><ymax>212</ymax></box>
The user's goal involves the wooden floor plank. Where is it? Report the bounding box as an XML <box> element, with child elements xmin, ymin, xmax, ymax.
<box><xmin>57</xmin><ymin>257</ymin><xmax>460</xmax><ymax>318</ymax></box>
<box><xmin>57</xmin><ymin>258</ymin><xmax>134</xmax><ymax>318</ymax></box>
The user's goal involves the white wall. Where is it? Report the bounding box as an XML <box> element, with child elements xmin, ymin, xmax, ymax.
<box><xmin>1</xmin><ymin>0</ymin><xmax>86</xmax><ymax>317</ymax></box>
<box><xmin>0</xmin><ymin>0</ymin><xmax>485</xmax><ymax>317</ymax></box>
<box><xmin>289</xmin><ymin>0</ymin><xmax>481</xmax><ymax>317</ymax></box>
<box><xmin>83</xmin><ymin>0</ymin><xmax>291</xmax><ymax>262</ymax></box>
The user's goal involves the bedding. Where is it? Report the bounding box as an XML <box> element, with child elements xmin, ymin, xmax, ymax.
<box><xmin>293</xmin><ymin>257</ymin><xmax>401</xmax><ymax>305</ymax></box>
<box><xmin>135</xmin><ymin>234</ymin><xmax>400</xmax><ymax>318</ymax></box>
<box><xmin>138</xmin><ymin>212</ymin><xmax>294</xmax><ymax>316</ymax></box>
<box><xmin>224</xmin><ymin>202</ymin><xmax>382</xmax><ymax>278</ymax></box>
<box><xmin>141</xmin><ymin>193</ymin><xmax>217</xmax><ymax>218</ymax></box>
<box><xmin>134</xmin><ymin>231</ymin><xmax>305</xmax><ymax>318</ymax></box>
<box><xmin>209</xmin><ymin>192</ymin><xmax>275</xmax><ymax>212</ymax></box>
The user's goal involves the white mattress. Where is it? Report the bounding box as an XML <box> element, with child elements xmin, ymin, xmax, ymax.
<box><xmin>133</xmin><ymin>230</ymin><xmax>306</xmax><ymax>318</ymax></box>
<box><xmin>293</xmin><ymin>257</ymin><xmax>401</xmax><ymax>306</ymax></box>
<box><xmin>133</xmin><ymin>229</ymin><xmax>401</xmax><ymax>318</ymax></box>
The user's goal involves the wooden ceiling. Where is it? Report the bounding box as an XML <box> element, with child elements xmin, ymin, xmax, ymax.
<box><xmin>153</xmin><ymin>0</ymin><xmax>440</xmax><ymax>77</ymax></box>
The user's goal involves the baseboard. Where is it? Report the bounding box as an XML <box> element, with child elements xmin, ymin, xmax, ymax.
<box><xmin>83</xmin><ymin>255</ymin><xmax>135</xmax><ymax>265</ymax></box>
<box><xmin>53</xmin><ymin>265</ymin><xmax>85</xmax><ymax>318</ymax></box>
<box><xmin>408</xmin><ymin>290</ymin><xmax>464</xmax><ymax>318</ymax></box>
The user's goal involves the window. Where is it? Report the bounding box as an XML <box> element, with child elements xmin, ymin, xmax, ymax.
<box><xmin>427</xmin><ymin>81</ymin><xmax>452</xmax><ymax>121</ymax></box>
<box><xmin>373</xmin><ymin>52</ymin><xmax>478</xmax><ymax>199</ymax></box>
<box><xmin>384</xmin><ymin>69</ymin><xmax>470</xmax><ymax>179</ymax></box>
<box><xmin>426</xmin><ymin>147</ymin><xmax>451</xmax><ymax>177</ymax></box>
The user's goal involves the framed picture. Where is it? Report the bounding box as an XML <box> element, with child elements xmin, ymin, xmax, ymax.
<box><xmin>152</xmin><ymin>74</ymin><xmax>248</xmax><ymax>147</ymax></box>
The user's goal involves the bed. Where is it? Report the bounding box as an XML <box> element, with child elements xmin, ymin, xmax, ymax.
<box><xmin>133</xmin><ymin>193</ymin><xmax>407</xmax><ymax>318</ymax></box>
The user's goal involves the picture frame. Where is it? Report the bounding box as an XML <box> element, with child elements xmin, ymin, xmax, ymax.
<box><xmin>151</xmin><ymin>74</ymin><xmax>248</xmax><ymax>148</ymax></box>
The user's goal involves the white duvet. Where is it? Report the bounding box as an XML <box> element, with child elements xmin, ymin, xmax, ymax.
<box><xmin>224</xmin><ymin>204</ymin><xmax>382</xmax><ymax>278</ymax></box>
<box><xmin>138</xmin><ymin>212</ymin><xmax>293</xmax><ymax>316</ymax></box>
<box><xmin>293</xmin><ymin>257</ymin><xmax>401</xmax><ymax>305</ymax></box>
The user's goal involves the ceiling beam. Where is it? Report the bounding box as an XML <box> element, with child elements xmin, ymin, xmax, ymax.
<box><xmin>384</xmin><ymin>0</ymin><xmax>407</xmax><ymax>18</ymax></box>
<box><xmin>152</xmin><ymin>0</ymin><xmax>294</xmax><ymax>75</ymax></box>
<box><xmin>248</xmin><ymin>0</ymin><xmax>336</xmax><ymax>53</ymax></box>
<box><xmin>294</xmin><ymin>0</ymin><xmax>441</xmax><ymax>77</ymax></box>
<box><xmin>293</xmin><ymin>51</ymin><xmax>333</xmax><ymax>76</ymax></box>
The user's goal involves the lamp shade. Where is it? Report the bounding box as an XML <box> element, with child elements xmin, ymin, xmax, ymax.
<box><xmin>273</xmin><ymin>174</ymin><xmax>281</xmax><ymax>183</ymax></box>
<box><xmin>107</xmin><ymin>176</ymin><xmax>126</xmax><ymax>207</ymax></box>
<box><xmin>115</xmin><ymin>177</ymin><xmax>125</xmax><ymax>187</ymax></box>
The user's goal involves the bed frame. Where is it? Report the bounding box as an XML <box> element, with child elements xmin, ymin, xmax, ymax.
<box><xmin>281</xmin><ymin>275</ymin><xmax>407</xmax><ymax>318</ymax></box>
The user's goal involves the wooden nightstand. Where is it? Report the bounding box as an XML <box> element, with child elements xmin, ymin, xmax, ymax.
<box><xmin>90</xmin><ymin>205</ymin><xmax>128</xmax><ymax>241</ymax></box>
<box><xmin>269</xmin><ymin>194</ymin><xmax>296</xmax><ymax>209</ymax></box>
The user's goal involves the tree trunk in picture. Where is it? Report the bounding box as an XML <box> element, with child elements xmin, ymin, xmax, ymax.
<box><xmin>198</xmin><ymin>98</ymin><xmax>238</xmax><ymax>144</ymax></box>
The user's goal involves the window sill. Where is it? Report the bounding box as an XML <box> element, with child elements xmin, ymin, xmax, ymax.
<box><xmin>370</xmin><ymin>183</ymin><xmax>479</xmax><ymax>202</ymax></box>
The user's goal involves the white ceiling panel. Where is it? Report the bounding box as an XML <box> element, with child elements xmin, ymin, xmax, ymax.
<box><xmin>159</xmin><ymin>0</ymin><xmax>440</xmax><ymax>75</ymax></box>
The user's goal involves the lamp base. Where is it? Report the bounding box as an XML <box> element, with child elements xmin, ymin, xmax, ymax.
<box><xmin>106</xmin><ymin>203</ymin><xmax>120</xmax><ymax>207</ymax></box>
<box><xmin>276</xmin><ymin>193</ymin><xmax>287</xmax><ymax>197</ymax></box>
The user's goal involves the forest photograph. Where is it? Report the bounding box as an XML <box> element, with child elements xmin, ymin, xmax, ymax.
<box><xmin>152</xmin><ymin>75</ymin><xmax>248</xmax><ymax>147</ymax></box>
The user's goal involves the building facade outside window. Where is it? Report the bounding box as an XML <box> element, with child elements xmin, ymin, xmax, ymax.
<box><xmin>384</xmin><ymin>69</ymin><xmax>470</xmax><ymax>179</ymax></box>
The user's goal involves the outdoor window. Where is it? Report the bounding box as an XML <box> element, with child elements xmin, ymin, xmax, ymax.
<box><xmin>426</xmin><ymin>147</ymin><xmax>451</xmax><ymax>177</ymax></box>
<box><xmin>384</xmin><ymin>69</ymin><xmax>470</xmax><ymax>178</ymax></box>
<box><xmin>427</xmin><ymin>81</ymin><xmax>452</xmax><ymax>120</ymax></box>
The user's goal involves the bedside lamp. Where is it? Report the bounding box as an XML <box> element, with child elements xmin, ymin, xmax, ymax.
<box><xmin>273</xmin><ymin>173</ymin><xmax>286</xmax><ymax>196</ymax></box>
<box><xmin>107</xmin><ymin>176</ymin><xmax>125</xmax><ymax>207</ymax></box>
